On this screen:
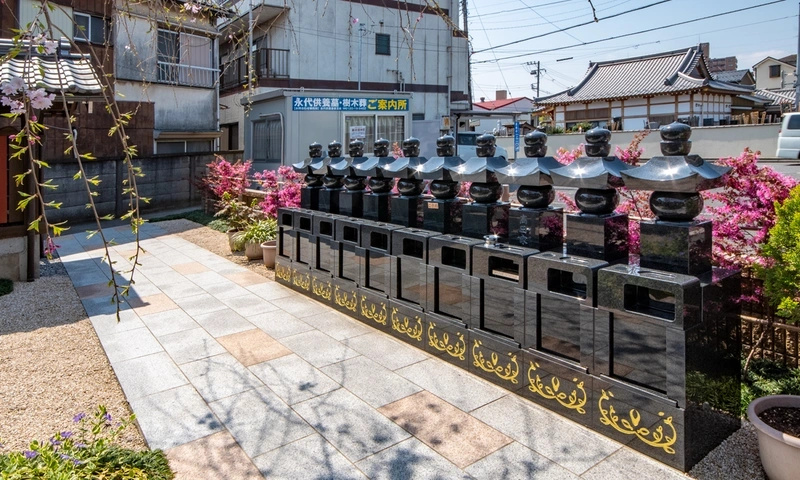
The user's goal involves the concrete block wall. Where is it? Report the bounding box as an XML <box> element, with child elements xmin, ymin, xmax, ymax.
<box><xmin>0</xmin><ymin>235</ymin><xmax>39</xmax><ymax>281</ymax></box>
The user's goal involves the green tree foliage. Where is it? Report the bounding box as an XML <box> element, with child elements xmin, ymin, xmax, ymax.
<box><xmin>762</xmin><ymin>185</ymin><xmax>800</xmax><ymax>323</ymax></box>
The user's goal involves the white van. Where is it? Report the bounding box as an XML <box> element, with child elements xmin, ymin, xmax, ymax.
<box><xmin>777</xmin><ymin>112</ymin><xmax>800</xmax><ymax>159</ymax></box>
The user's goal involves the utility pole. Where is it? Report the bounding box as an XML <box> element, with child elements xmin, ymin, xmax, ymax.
<box><xmin>795</xmin><ymin>2</ymin><xmax>799</xmax><ymax>111</ymax></box>
<box><xmin>526</xmin><ymin>61</ymin><xmax>545</xmax><ymax>98</ymax></box>
<box><xmin>358</xmin><ymin>23</ymin><xmax>366</xmax><ymax>90</ymax></box>
<box><xmin>463</xmin><ymin>0</ymin><xmax>472</xmax><ymax>108</ymax></box>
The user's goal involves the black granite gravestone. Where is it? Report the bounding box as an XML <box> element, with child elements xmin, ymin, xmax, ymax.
<box><xmin>383</xmin><ymin>138</ymin><xmax>428</xmax><ymax>227</ymax></box>
<box><xmin>359</xmin><ymin>139</ymin><xmax>396</xmax><ymax>222</ymax></box>
<box><xmin>417</xmin><ymin>135</ymin><xmax>466</xmax><ymax>234</ymax></box>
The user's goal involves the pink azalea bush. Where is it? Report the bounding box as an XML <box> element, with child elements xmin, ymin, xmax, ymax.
<box><xmin>615</xmin><ymin>130</ymin><xmax>654</xmax><ymax>254</ymax></box>
<box><xmin>554</xmin><ymin>144</ymin><xmax>582</xmax><ymax>212</ymax></box>
<box><xmin>203</xmin><ymin>156</ymin><xmax>252</xmax><ymax>198</ymax></box>
<box><xmin>254</xmin><ymin>166</ymin><xmax>302</xmax><ymax>218</ymax></box>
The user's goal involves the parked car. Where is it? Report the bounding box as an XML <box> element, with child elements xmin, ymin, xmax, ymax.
<box><xmin>777</xmin><ymin>112</ymin><xmax>800</xmax><ymax>159</ymax></box>
<box><xmin>456</xmin><ymin>132</ymin><xmax>509</xmax><ymax>160</ymax></box>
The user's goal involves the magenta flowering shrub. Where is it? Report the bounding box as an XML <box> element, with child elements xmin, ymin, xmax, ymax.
<box><xmin>702</xmin><ymin>148</ymin><xmax>798</xmax><ymax>274</ymax></box>
<box><xmin>615</xmin><ymin>130</ymin><xmax>654</xmax><ymax>254</ymax></box>
<box><xmin>203</xmin><ymin>156</ymin><xmax>252</xmax><ymax>198</ymax></box>
<box><xmin>554</xmin><ymin>145</ymin><xmax>582</xmax><ymax>213</ymax></box>
<box><xmin>254</xmin><ymin>165</ymin><xmax>303</xmax><ymax>218</ymax></box>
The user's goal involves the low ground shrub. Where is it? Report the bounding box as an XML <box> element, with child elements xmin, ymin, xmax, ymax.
<box><xmin>0</xmin><ymin>278</ymin><xmax>12</xmax><ymax>297</ymax></box>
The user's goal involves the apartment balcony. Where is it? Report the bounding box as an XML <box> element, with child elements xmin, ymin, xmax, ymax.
<box><xmin>221</xmin><ymin>48</ymin><xmax>289</xmax><ymax>90</ymax></box>
<box><xmin>158</xmin><ymin>62</ymin><xmax>218</xmax><ymax>88</ymax></box>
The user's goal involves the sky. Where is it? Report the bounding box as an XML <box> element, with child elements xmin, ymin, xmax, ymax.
<box><xmin>466</xmin><ymin>0</ymin><xmax>798</xmax><ymax>102</ymax></box>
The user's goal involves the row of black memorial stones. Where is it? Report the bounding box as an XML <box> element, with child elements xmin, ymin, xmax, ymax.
<box><xmin>278</xmin><ymin>123</ymin><xmax>742</xmax><ymax>472</ymax></box>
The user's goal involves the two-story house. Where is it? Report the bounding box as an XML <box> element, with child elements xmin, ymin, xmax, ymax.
<box><xmin>753</xmin><ymin>55</ymin><xmax>797</xmax><ymax>92</ymax></box>
<box><xmin>217</xmin><ymin>0</ymin><xmax>470</xmax><ymax>165</ymax></box>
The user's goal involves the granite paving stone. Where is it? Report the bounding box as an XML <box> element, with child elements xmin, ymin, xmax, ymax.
<box><xmin>252</xmin><ymin>433</ymin><xmax>367</xmax><ymax>480</ymax></box>
<box><xmin>248</xmin><ymin>354</ymin><xmax>340</xmax><ymax>405</ymax></box>
<box><xmin>171</xmin><ymin>262</ymin><xmax>210</xmax><ymax>275</ymax></box>
<box><xmin>225</xmin><ymin>270</ymin><xmax>270</xmax><ymax>287</ymax></box>
<box><xmin>89</xmin><ymin>310</ymin><xmax>145</xmax><ymax>338</ymax></box>
<box><xmin>81</xmin><ymin>296</ymin><xmax>132</xmax><ymax>316</ymax></box>
<box><xmin>465</xmin><ymin>442</ymin><xmax>579</xmax><ymax>480</ymax></box>
<box><xmin>396</xmin><ymin>359</ymin><xmax>506</xmax><ymax>412</ymax></box>
<box><xmin>166</xmin><ymin>431</ymin><xmax>265</xmax><ymax>480</ymax></box>
<box><xmin>342</xmin><ymin>332</ymin><xmax>429</xmax><ymax>371</ymax></box>
<box><xmin>222</xmin><ymin>293</ymin><xmax>281</xmax><ymax>318</ymax></box>
<box><xmin>279</xmin><ymin>330</ymin><xmax>360</xmax><ymax>368</ymax></box>
<box><xmin>247</xmin><ymin>311</ymin><xmax>314</xmax><ymax>339</ymax></box>
<box><xmin>217</xmin><ymin>329</ymin><xmax>291</xmax><ymax>366</ymax></box>
<box><xmin>130</xmin><ymin>293</ymin><xmax>179</xmax><ymax>316</ymax></box>
<box><xmin>378</xmin><ymin>391</ymin><xmax>512</xmax><ymax>469</ymax></box>
<box><xmin>139</xmin><ymin>308</ymin><xmax>200</xmax><ymax>337</ymax></box>
<box><xmin>98</xmin><ymin>326</ymin><xmax>162</xmax><ymax>364</ymax></box>
<box><xmin>158</xmin><ymin>281</ymin><xmax>208</xmax><ymax>300</ymax></box>
<box><xmin>321</xmin><ymin>356</ymin><xmax>422</xmax><ymax>408</ymax></box>
<box><xmin>192</xmin><ymin>308</ymin><xmax>256</xmax><ymax>338</ymax></box>
<box><xmin>292</xmin><ymin>388</ymin><xmax>411</xmax><ymax>462</ymax></box>
<box><xmin>355</xmin><ymin>437</ymin><xmax>472</xmax><ymax>480</ymax></box>
<box><xmin>129</xmin><ymin>384</ymin><xmax>223</xmax><ymax>451</ymax></box>
<box><xmin>173</xmin><ymin>292</ymin><xmax>228</xmax><ymax>317</ymax></box>
<box><xmin>471</xmin><ymin>395</ymin><xmax>620</xmax><ymax>475</ymax></box>
<box><xmin>209</xmin><ymin>387</ymin><xmax>314</xmax><ymax>458</ymax></box>
<box><xmin>158</xmin><ymin>327</ymin><xmax>227</xmax><ymax>364</ymax></box>
<box><xmin>180</xmin><ymin>353</ymin><xmax>264</xmax><ymax>403</ymax></box>
<box><xmin>245</xmin><ymin>282</ymin><xmax>296</xmax><ymax>301</ymax></box>
<box><xmin>275</xmin><ymin>296</ymin><xmax>331</xmax><ymax>318</ymax></box>
<box><xmin>580</xmin><ymin>446</ymin><xmax>686</xmax><ymax>480</ymax></box>
<box><xmin>112</xmin><ymin>352</ymin><xmax>188</xmax><ymax>400</ymax></box>
<box><xmin>300</xmin><ymin>311</ymin><xmax>373</xmax><ymax>341</ymax></box>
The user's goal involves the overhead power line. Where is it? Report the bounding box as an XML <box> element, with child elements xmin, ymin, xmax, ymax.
<box><xmin>472</xmin><ymin>0</ymin><xmax>671</xmax><ymax>54</ymax></box>
<box><xmin>473</xmin><ymin>0</ymin><xmax>788</xmax><ymax>63</ymax></box>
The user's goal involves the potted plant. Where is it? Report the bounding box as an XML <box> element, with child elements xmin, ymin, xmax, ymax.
<box><xmin>233</xmin><ymin>218</ymin><xmax>277</xmax><ymax>261</ymax></box>
<box><xmin>748</xmin><ymin>395</ymin><xmax>800</xmax><ymax>480</ymax></box>
<box><xmin>216</xmin><ymin>193</ymin><xmax>259</xmax><ymax>252</ymax></box>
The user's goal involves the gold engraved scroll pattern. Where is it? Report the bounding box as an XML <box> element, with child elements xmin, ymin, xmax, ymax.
<box><xmin>527</xmin><ymin>362</ymin><xmax>586</xmax><ymax>414</ymax></box>
<box><xmin>472</xmin><ymin>340</ymin><xmax>519</xmax><ymax>384</ymax></box>
<box><xmin>427</xmin><ymin>322</ymin><xmax>466</xmax><ymax>360</ymax></box>
<box><xmin>333</xmin><ymin>285</ymin><xmax>358</xmax><ymax>312</ymax></box>
<box><xmin>390</xmin><ymin>308</ymin><xmax>423</xmax><ymax>341</ymax></box>
<box><xmin>360</xmin><ymin>295</ymin><xmax>388</xmax><ymax>325</ymax></box>
<box><xmin>292</xmin><ymin>269</ymin><xmax>311</xmax><ymax>291</ymax></box>
<box><xmin>311</xmin><ymin>277</ymin><xmax>332</xmax><ymax>300</ymax></box>
<box><xmin>275</xmin><ymin>263</ymin><xmax>292</xmax><ymax>282</ymax></box>
<box><xmin>598</xmin><ymin>390</ymin><xmax>677</xmax><ymax>454</ymax></box>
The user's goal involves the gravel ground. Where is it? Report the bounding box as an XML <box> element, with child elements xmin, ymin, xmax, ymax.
<box><xmin>0</xmin><ymin>256</ymin><xmax>145</xmax><ymax>453</ymax></box>
<box><xmin>0</xmin><ymin>219</ymin><xmax>769</xmax><ymax>479</ymax></box>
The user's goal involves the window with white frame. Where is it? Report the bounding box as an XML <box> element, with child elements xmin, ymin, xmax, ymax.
<box><xmin>157</xmin><ymin>29</ymin><xmax>215</xmax><ymax>87</ymax></box>
<box><xmin>74</xmin><ymin>12</ymin><xmax>109</xmax><ymax>44</ymax></box>
<box><xmin>344</xmin><ymin>114</ymin><xmax>405</xmax><ymax>148</ymax></box>
<box><xmin>252</xmin><ymin>119</ymin><xmax>282</xmax><ymax>164</ymax></box>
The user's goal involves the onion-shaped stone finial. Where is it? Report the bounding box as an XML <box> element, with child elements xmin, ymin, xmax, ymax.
<box><xmin>436</xmin><ymin>135</ymin><xmax>456</xmax><ymax>157</ymax></box>
<box><xmin>309</xmin><ymin>142</ymin><xmax>323</xmax><ymax>158</ymax></box>
<box><xmin>349</xmin><ymin>140</ymin><xmax>364</xmax><ymax>157</ymax></box>
<box><xmin>396</xmin><ymin>178</ymin><xmax>424</xmax><ymax>196</ymax></box>
<box><xmin>368</xmin><ymin>177</ymin><xmax>394</xmax><ymax>193</ymax></box>
<box><xmin>476</xmin><ymin>134</ymin><xmax>496</xmax><ymax>158</ymax></box>
<box><xmin>659</xmin><ymin>121</ymin><xmax>692</xmax><ymax>156</ymax></box>
<box><xmin>402</xmin><ymin>137</ymin><xmax>421</xmax><ymax>157</ymax></box>
<box><xmin>524</xmin><ymin>130</ymin><xmax>548</xmax><ymax>157</ymax></box>
<box><xmin>584</xmin><ymin>127</ymin><xmax>612</xmax><ymax>157</ymax></box>
<box><xmin>374</xmin><ymin>138</ymin><xmax>390</xmax><ymax>157</ymax></box>
<box><xmin>328</xmin><ymin>141</ymin><xmax>343</xmax><ymax>158</ymax></box>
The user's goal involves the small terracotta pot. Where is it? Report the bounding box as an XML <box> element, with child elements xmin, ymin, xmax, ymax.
<box><xmin>748</xmin><ymin>395</ymin><xmax>800</xmax><ymax>480</ymax></box>
<box><xmin>261</xmin><ymin>240</ymin><xmax>277</xmax><ymax>268</ymax></box>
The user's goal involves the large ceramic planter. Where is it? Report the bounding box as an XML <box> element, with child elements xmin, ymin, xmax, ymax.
<box><xmin>262</xmin><ymin>240</ymin><xmax>277</xmax><ymax>268</ymax></box>
<box><xmin>748</xmin><ymin>395</ymin><xmax>800</xmax><ymax>480</ymax></box>
<box><xmin>245</xmin><ymin>241</ymin><xmax>263</xmax><ymax>260</ymax></box>
<box><xmin>227</xmin><ymin>229</ymin><xmax>241</xmax><ymax>252</ymax></box>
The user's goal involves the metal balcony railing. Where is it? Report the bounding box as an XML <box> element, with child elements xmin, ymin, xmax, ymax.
<box><xmin>157</xmin><ymin>62</ymin><xmax>218</xmax><ymax>88</ymax></box>
<box><xmin>220</xmin><ymin>48</ymin><xmax>290</xmax><ymax>89</ymax></box>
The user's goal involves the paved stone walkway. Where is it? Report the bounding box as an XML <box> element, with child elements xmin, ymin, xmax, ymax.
<box><xmin>57</xmin><ymin>224</ymin><xmax>687</xmax><ymax>479</ymax></box>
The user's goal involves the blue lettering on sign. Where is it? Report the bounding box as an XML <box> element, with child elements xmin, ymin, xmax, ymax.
<box><xmin>514</xmin><ymin>121</ymin><xmax>520</xmax><ymax>152</ymax></box>
<box><xmin>291</xmin><ymin>97</ymin><xmax>408</xmax><ymax>111</ymax></box>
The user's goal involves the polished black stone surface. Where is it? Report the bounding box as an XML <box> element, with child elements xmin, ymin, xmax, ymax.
<box><xmin>523</xmin><ymin>349</ymin><xmax>594</xmax><ymax>427</ymax></box>
<box><xmin>470</xmin><ymin>329</ymin><xmax>526</xmax><ymax>394</ymax></box>
<box><xmin>388</xmin><ymin>300</ymin><xmax>426</xmax><ymax>348</ymax></box>
<box><xmin>300</xmin><ymin>187</ymin><xmax>321</xmax><ymax>210</ymax></box>
<box><xmin>471</xmin><ymin>243</ymin><xmax>536</xmax><ymax>341</ymax></box>
<box><xmin>414</xmin><ymin>155</ymin><xmax>466</xmax><ymax>181</ymax></box>
<box><xmin>295</xmin><ymin>232</ymin><xmax>314</xmax><ymax>266</ymax></box>
<box><xmin>358</xmin><ymin>221</ymin><xmax>402</xmax><ymax>295</ymax></box>
<box><xmin>334</xmin><ymin>217</ymin><xmax>363</xmax><ymax>283</ymax></box>
<box><xmin>274</xmin><ymin>257</ymin><xmax>293</xmax><ymax>289</ymax></box>
<box><xmin>357</xmin><ymin>287</ymin><xmax>392</xmax><ymax>334</ymax></box>
<box><xmin>278</xmin><ymin>207</ymin><xmax>296</xmax><ymax>231</ymax></box>
<box><xmin>390</xmin><ymin>196</ymin><xmax>425</xmax><ymax>228</ymax></box>
<box><xmin>447</xmin><ymin>156</ymin><xmax>508</xmax><ymax>184</ymax></box>
<box><xmin>564</xmin><ymin>213</ymin><xmax>628</xmax><ymax>263</ymax></box>
<box><xmin>292</xmin><ymin>210</ymin><xmax>314</xmax><ymax>235</ymax></box>
<box><xmin>330</xmin><ymin>278</ymin><xmax>360</xmax><ymax>316</ymax></box>
<box><xmin>382</xmin><ymin>156</ymin><xmax>429</xmax><ymax>179</ymax></box>
<box><xmin>423</xmin><ymin>198</ymin><xmax>463</xmax><ymax>235</ymax></box>
<box><xmin>308</xmin><ymin>270</ymin><xmax>335</xmax><ymax>306</ymax></box>
<box><xmin>639</xmin><ymin>220</ymin><xmax>712</xmax><ymax>276</ymax></box>
<box><xmin>508</xmin><ymin>207</ymin><xmax>563</xmax><ymax>251</ymax></box>
<box><xmin>494</xmin><ymin>156</ymin><xmax>563</xmax><ymax>187</ymax></box>
<box><xmin>339</xmin><ymin>191</ymin><xmax>365</xmax><ymax>217</ymax></box>
<box><xmin>278</xmin><ymin>229</ymin><xmax>295</xmax><ymax>262</ymax></box>
<box><xmin>363</xmin><ymin>193</ymin><xmax>393</xmax><ymax>222</ymax></box>
<box><xmin>311</xmin><ymin>213</ymin><xmax>337</xmax><ymax>276</ymax></box>
<box><xmin>525</xmin><ymin>252</ymin><xmax>607</xmax><ymax>366</ymax></box>
<box><xmin>426</xmin><ymin>235</ymin><xmax>481</xmax><ymax>324</ymax></box>
<box><xmin>390</xmin><ymin>228</ymin><xmax>438</xmax><ymax>310</ymax></box>
<box><xmin>549</xmin><ymin>156</ymin><xmax>630</xmax><ymax>189</ymax></box>
<box><xmin>462</xmin><ymin>202</ymin><xmax>510</xmax><ymax>240</ymax></box>
<box><xmin>424</xmin><ymin>312</ymin><xmax>471</xmax><ymax>369</ymax></box>
<box><xmin>318</xmin><ymin>188</ymin><xmax>343</xmax><ymax>214</ymax></box>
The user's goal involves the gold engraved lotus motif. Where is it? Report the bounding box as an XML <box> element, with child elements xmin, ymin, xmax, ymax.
<box><xmin>360</xmin><ymin>295</ymin><xmax>387</xmax><ymax>325</ymax></box>
<box><xmin>333</xmin><ymin>285</ymin><xmax>358</xmax><ymax>312</ymax></box>
<box><xmin>311</xmin><ymin>277</ymin><xmax>332</xmax><ymax>300</ymax></box>
<box><xmin>427</xmin><ymin>322</ymin><xmax>466</xmax><ymax>360</ymax></box>
<box><xmin>275</xmin><ymin>263</ymin><xmax>292</xmax><ymax>282</ymax></box>
<box><xmin>390</xmin><ymin>308</ymin><xmax>423</xmax><ymax>341</ymax></box>
<box><xmin>472</xmin><ymin>339</ymin><xmax>519</xmax><ymax>384</ymax></box>
<box><xmin>292</xmin><ymin>269</ymin><xmax>310</xmax><ymax>291</ymax></box>
<box><xmin>527</xmin><ymin>362</ymin><xmax>586</xmax><ymax>414</ymax></box>
<box><xmin>598</xmin><ymin>389</ymin><xmax>677</xmax><ymax>454</ymax></box>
